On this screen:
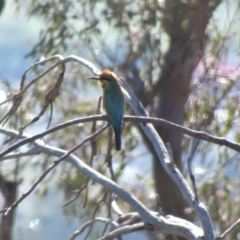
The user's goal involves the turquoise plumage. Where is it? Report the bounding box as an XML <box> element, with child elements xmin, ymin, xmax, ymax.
<box><xmin>89</xmin><ymin>70</ymin><xmax>125</xmax><ymax>151</ymax></box>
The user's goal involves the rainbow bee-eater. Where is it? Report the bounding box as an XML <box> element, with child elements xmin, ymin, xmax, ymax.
<box><xmin>89</xmin><ymin>70</ymin><xmax>125</xmax><ymax>151</ymax></box>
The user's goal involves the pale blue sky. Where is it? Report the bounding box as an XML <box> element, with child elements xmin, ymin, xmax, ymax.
<box><xmin>0</xmin><ymin>1</ymin><xmax>239</xmax><ymax>239</ymax></box>
<box><xmin>0</xmin><ymin>0</ymin><xmax>42</xmax><ymax>82</ymax></box>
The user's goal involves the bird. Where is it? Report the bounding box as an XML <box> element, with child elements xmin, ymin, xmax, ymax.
<box><xmin>89</xmin><ymin>70</ymin><xmax>125</xmax><ymax>151</ymax></box>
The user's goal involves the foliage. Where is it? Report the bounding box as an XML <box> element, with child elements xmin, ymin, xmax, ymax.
<box><xmin>0</xmin><ymin>0</ymin><xmax>240</xmax><ymax>239</ymax></box>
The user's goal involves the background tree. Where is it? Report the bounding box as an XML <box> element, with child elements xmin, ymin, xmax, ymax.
<box><xmin>0</xmin><ymin>0</ymin><xmax>240</xmax><ymax>239</ymax></box>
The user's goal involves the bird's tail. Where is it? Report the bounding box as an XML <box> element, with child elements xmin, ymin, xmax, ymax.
<box><xmin>113</xmin><ymin>127</ymin><xmax>121</xmax><ymax>151</ymax></box>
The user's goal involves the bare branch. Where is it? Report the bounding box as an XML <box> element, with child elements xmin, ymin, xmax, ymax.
<box><xmin>0</xmin><ymin>148</ymin><xmax>41</xmax><ymax>161</ymax></box>
<box><xmin>84</xmin><ymin>190</ymin><xmax>109</xmax><ymax>240</ymax></box>
<box><xmin>101</xmin><ymin>192</ymin><xmax>114</xmax><ymax>237</ymax></box>
<box><xmin>99</xmin><ymin>222</ymin><xmax>144</xmax><ymax>240</ymax></box>
<box><xmin>0</xmin><ymin>116</ymin><xmax>109</xmax><ymax>160</ymax></box>
<box><xmin>187</xmin><ymin>139</ymin><xmax>199</xmax><ymax>201</ymax></box>
<box><xmin>111</xmin><ymin>195</ymin><xmax>123</xmax><ymax>217</ymax></box>
<box><xmin>0</xmin><ymin>126</ymin><xmax>203</xmax><ymax>239</ymax></box>
<box><xmin>124</xmin><ymin>116</ymin><xmax>240</xmax><ymax>153</ymax></box>
<box><xmin>18</xmin><ymin>55</ymin><xmax>100</xmax><ymax>96</ymax></box>
<box><xmin>165</xmin><ymin>143</ymin><xmax>174</xmax><ymax>167</ymax></box>
<box><xmin>0</xmin><ymin>93</ymin><xmax>22</xmax><ymax>125</ymax></box>
<box><xmin>0</xmin><ymin>55</ymin><xmax>100</xmax><ymax>125</ymax></box>
<box><xmin>105</xmin><ymin>127</ymin><xmax>114</xmax><ymax>180</ymax></box>
<box><xmin>155</xmin><ymin>194</ymin><xmax>164</xmax><ymax>216</ymax></box>
<box><xmin>20</xmin><ymin>55</ymin><xmax>65</xmax><ymax>90</ymax></box>
<box><xmin>62</xmin><ymin>182</ymin><xmax>88</xmax><ymax>208</ymax></box>
<box><xmin>69</xmin><ymin>217</ymin><xmax>118</xmax><ymax>240</ymax></box>
<box><xmin>119</xmin><ymin>77</ymin><xmax>214</xmax><ymax>239</ymax></box>
<box><xmin>90</xmin><ymin>96</ymin><xmax>102</xmax><ymax>159</ymax></box>
<box><xmin>117</xmin><ymin>212</ymin><xmax>142</xmax><ymax>225</ymax></box>
<box><xmin>0</xmin><ymin>124</ymin><xmax>108</xmax><ymax>216</ymax></box>
<box><xmin>1</xmin><ymin>114</ymin><xmax>240</xmax><ymax>161</ymax></box>
<box><xmin>219</xmin><ymin>218</ymin><xmax>240</xmax><ymax>239</ymax></box>
<box><xmin>21</xmin><ymin>63</ymin><xmax>66</xmax><ymax>130</ymax></box>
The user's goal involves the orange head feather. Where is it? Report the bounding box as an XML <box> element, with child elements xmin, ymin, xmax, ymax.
<box><xmin>98</xmin><ymin>70</ymin><xmax>119</xmax><ymax>88</ymax></box>
<box><xmin>89</xmin><ymin>69</ymin><xmax>121</xmax><ymax>88</ymax></box>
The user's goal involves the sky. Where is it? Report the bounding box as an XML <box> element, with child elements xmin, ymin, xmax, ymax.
<box><xmin>0</xmin><ymin>1</ymin><xmax>42</xmax><ymax>82</ymax></box>
<box><xmin>0</xmin><ymin>1</ymin><xmax>239</xmax><ymax>240</ymax></box>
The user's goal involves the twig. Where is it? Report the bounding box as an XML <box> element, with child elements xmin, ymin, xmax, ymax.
<box><xmin>18</xmin><ymin>55</ymin><xmax>100</xmax><ymax>100</ymax></box>
<box><xmin>117</xmin><ymin>212</ymin><xmax>142</xmax><ymax>225</ymax></box>
<box><xmin>0</xmin><ymin>124</ymin><xmax>108</xmax><ymax>215</ymax></box>
<box><xmin>0</xmin><ymin>92</ymin><xmax>22</xmax><ymax>125</ymax></box>
<box><xmin>62</xmin><ymin>182</ymin><xmax>87</xmax><ymax>208</ymax></box>
<box><xmin>219</xmin><ymin>218</ymin><xmax>240</xmax><ymax>239</ymax></box>
<box><xmin>63</xmin><ymin>179</ymin><xmax>90</xmax><ymax>209</ymax></box>
<box><xmin>187</xmin><ymin>139</ymin><xmax>199</xmax><ymax>201</ymax></box>
<box><xmin>0</xmin><ymin>116</ymin><xmax>109</xmax><ymax>160</ymax></box>
<box><xmin>0</xmin><ymin>148</ymin><xmax>41</xmax><ymax>161</ymax></box>
<box><xmin>0</xmin><ymin>56</ymin><xmax>64</xmax><ymax>124</ymax></box>
<box><xmin>20</xmin><ymin>63</ymin><xmax>65</xmax><ymax>130</ymax></box>
<box><xmin>111</xmin><ymin>195</ymin><xmax>123</xmax><ymax>217</ymax></box>
<box><xmin>82</xmin><ymin>181</ymin><xmax>89</xmax><ymax>209</ymax></box>
<box><xmin>78</xmin><ymin>96</ymin><xmax>103</xmax><ymax>207</ymax></box>
<box><xmin>69</xmin><ymin>217</ymin><xmax>118</xmax><ymax>240</ymax></box>
<box><xmin>166</xmin><ymin>142</ymin><xmax>174</xmax><ymax>166</ymax></box>
<box><xmin>47</xmin><ymin>101</ymin><xmax>53</xmax><ymax>129</ymax></box>
<box><xmin>20</xmin><ymin>55</ymin><xmax>65</xmax><ymax>91</ymax></box>
<box><xmin>0</xmin><ymin>55</ymin><xmax>100</xmax><ymax>125</ymax></box>
<box><xmin>90</xmin><ymin>96</ymin><xmax>102</xmax><ymax>160</ymax></box>
<box><xmin>101</xmin><ymin>192</ymin><xmax>115</xmax><ymax>237</ymax></box>
<box><xmin>84</xmin><ymin>190</ymin><xmax>109</xmax><ymax>240</ymax></box>
<box><xmin>155</xmin><ymin>194</ymin><xmax>164</xmax><ymax>216</ymax></box>
<box><xmin>104</xmin><ymin>127</ymin><xmax>114</xmax><ymax>180</ymax></box>
<box><xmin>99</xmin><ymin>222</ymin><xmax>144</xmax><ymax>240</ymax></box>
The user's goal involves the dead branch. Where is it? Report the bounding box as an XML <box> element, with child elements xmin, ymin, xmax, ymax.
<box><xmin>1</xmin><ymin>114</ymin><xmax>240</xmax><ymax>162</ymax></box>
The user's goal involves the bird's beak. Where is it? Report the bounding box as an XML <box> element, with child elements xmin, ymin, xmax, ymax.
<box><xmin>88</xmin><ymin>76</ymin><xmax>100</xmax><ymax>80</ymax></box>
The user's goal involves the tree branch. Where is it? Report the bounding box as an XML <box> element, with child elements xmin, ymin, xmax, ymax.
<box><xmin>0</xmin><ymin>124</ymin><xmax>109</xmax><ymax>216</ymax></box>
<box><xmin>99</xmin><ymin>222</ymin><xmax>144</xmax><ymax>240</ymax></box>
<box><xmin>1</xmin><ymin>55</ymin><xmax>233</xmax><ymax>239</ymax></box>
<box><xmin>0</xmin><ymin>127</ymin><xmax>203</xmax><ymax>239</ymax></box>
<box><xmin>219</xmin><ymin>218</ymin><xmax>240</xmax><ymax>239</ymax></box>
<box><xmin>119</xmin><ymin>77</ymin><xmax>215</xmax><ymax>239</ymax></box>
<box><xmin>187</xmin><ymin>139</ymin><xmax>199</xmax><ymax>201</ymax></box>
<box><xmin>0</xmin><ymin>148</ymin><xmax>41</xmax><ymax>161</ymax></box>
<box><xmin>1</xmin><ymin>114</ymin><xmax>240</xmax><ymax>161</ymax></box>
<box><xmin>69</xmin><ymin>217</ymin><xmax>118</xmax><ymax>240</ymax></box>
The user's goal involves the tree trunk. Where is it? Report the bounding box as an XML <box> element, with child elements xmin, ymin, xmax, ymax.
<box><xmin>0</xmin><ymin>175</ymin><xmax>17</xmax><ymax>240</ymax></box>
<box><xmin>120</xmin><ymin>1</ymin><xmax>222</xmax><ymax>238</ymax></box>
<box><xmin>152</xmin><ymin>0</ymin><xmax>221</xmax><ymax>221</ymax></box>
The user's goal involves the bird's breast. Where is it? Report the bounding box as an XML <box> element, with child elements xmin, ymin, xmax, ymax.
<box><xmin>103</xmin><ymin>89</ymin><xmax>124</xmax><ymax>127</ymax></box>
<box><xmin>98</xmin><ymin>80</ymin><xmax>108</xmax><ymax>88</ymax></box>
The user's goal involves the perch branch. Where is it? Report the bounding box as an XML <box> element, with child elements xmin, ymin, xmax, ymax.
<box><xmin>1</xmin><ymin>114</ymin><xmax>240</xmax><ymax>161</ymax></box>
